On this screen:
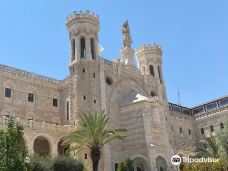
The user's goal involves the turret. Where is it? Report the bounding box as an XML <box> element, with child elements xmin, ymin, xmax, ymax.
<box><xmin>66</xmin><ymin>11</ymin><xmax>100</xmax><ymax>74</ymax></box>
<box><xmin>136</xmin><ymin>44</ymin><xmax>167</xmax><ymax>103</ymax></box>
<box><xmin>135</xmin><ymin>44</ymin><xmax>163</xmax><ymax>84</ymax></box>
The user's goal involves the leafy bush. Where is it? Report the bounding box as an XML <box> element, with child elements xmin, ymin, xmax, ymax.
<box><xmin>52</xmin><ymin>156</ymin><xmax>84</xmax><ymax>171</ymax></box>
<box><xmin>31</xmin><ymin>155</ymin><xmax>52</xmax><ymax>171</ymax></box>
<box><xmin>0</xmin><ymin>117</ymin><xmax>27</xmax><ymax>171</ymax></box>
<box><xmin>117</xmin><ymin>158</ymin><xmax>134</xmax><ymax>171</ymax></box>
<box><xmin>181</xmin><ymin>159</ymin><xmax>228</xmax><ymax>171</ymax></box>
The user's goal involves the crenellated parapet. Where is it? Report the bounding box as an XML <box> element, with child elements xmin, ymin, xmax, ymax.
<box><xmin>66</xmin><ymin>10</ymin><xmax>99</xmax><ymax>36</ymax></box>
<box><xmin>135</xmin><ymin>43</ymin><xmax>162</xmax><ymax>57</ymax></box>
<box><xmin>66</xmin><ymin>10</ymin><xmax>99</xmax><ymax>23</ymax></box>
<box><xmin>0</xmin><ymin>64</ymin><xmax>59</xmax><ymax>86</ymax></box>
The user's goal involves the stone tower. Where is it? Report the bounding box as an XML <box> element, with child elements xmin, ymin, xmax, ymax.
<box><xmin>65</xmin><ymin>11</ymin><xmax>103</xmax><ymax>170</ymax></box>
<box><xmin>65</xmin><ymin>11</ymin><xmax>102</xmax><ymax>117</ymax></box>
<box><xmin>135</xmin><ymin>44</ymin><xmax>167</xmax><ymax>103</ymax></box>
<box><xmin>66</xmin><ymin>11</ymin><xmax>100</xmax><ymax>74</ymax></box>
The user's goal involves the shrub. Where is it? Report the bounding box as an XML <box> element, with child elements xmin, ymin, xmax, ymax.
<box><xmin>117</xmin><ymin>158</ymin><xmax>134</xmax><ymax>171</ymax></box>
<box><xmin>0</xmin><ymin>117</ymin><xmax>27</xmax><ymax>171</ymax></box>
<box><xmin>52</xmin><ymin>156</ymin><xmax>84</xmax><ymax>171</ymax></box>
<box><xmin>181</xmin><ymin>159</ymin><xmax>228</xmax><ymax>171</ymax></box>
<box><xmin>31</xmin><ymin>155</ymin><xmax>52</xmax><ymax>171</ymax></box>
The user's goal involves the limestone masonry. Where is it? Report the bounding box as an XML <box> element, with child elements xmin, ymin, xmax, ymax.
<box><xmin>0</xmin><ymin>11</ymin><xmax>227</xmax><ymax>171</ymax></box>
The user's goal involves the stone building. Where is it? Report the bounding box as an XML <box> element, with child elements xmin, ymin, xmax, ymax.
<box><xmin>0</xmin><ymin>11</ymin><xmax>227</xmax><ymax>171</ymax></box>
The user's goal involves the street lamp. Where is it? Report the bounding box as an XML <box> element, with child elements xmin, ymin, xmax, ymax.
<box><xmin>24</xmin><ymin>156</ymin><xmax>30</xmax><ymax>171</ymax></box>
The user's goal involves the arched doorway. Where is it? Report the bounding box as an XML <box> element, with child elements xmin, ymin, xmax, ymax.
<box><xmin>133</xmin><ymin>157</ymin><xmax>148</xmax><ymax>171</ymax></box>
<box><xmin>156</xmin><ymin>156</ymin><xmax>167</xmax><ymax>171</ymax></box>
<box><xmin>57</xmin><ymin>140</ymin><xmax>70</xmax><ymax>155</ymax></box>
<box><xmin>33</xmin><ymin>136</ymin><xmax>51</xmax><ymax>156</ymax></box>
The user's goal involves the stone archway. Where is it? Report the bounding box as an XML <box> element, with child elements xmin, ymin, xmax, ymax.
<box><xmin>33</xmin><ymin>136</ymin><xmax>51</xmax><ymax>156</ymax></box>
<box><xmin>133</xmin><ymin>157</ymin><xmax>148</xmax><ymax>171</ymax></box>
<box><xmin>156</xmin><ymin>156</ymin><xmax>168</xmax><ymax>171</ymax></box>
<box><xmin>57</xmin><ymin>139</ymin><xmax>70</xmax><ymax>155</ymax></box>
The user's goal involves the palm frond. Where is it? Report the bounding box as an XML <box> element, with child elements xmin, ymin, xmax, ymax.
<box><xmin>64</xmin><ymin>111</ymin><xmax>127</xmax><ymax>154</ymax></box>
<box><xmin>195</xmin><ymin>136</ymin><xmax>223</xmax><ymax>159</ymax></box>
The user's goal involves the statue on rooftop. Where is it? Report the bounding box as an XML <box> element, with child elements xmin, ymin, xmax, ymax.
<box><xmin>122</xmin><ymin>20</ymin><xmax>132</xmax><ymax>48</ymax></box>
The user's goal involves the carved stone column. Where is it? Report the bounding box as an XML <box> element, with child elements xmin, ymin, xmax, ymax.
<box><xmin>86</xmin><ymin>36</ymin><xmax>92</xmax><ymax>60</ymax></box>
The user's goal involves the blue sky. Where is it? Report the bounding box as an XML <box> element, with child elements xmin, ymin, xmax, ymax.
<box><xmin>0</xmin><ymin>0</ymin><xmax>227</xmax><ymax>107</ymax></box>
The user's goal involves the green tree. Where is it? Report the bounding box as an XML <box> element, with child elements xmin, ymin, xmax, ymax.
<box><xmin>195</xmin><ymin>122</ymin><xmax>228</xmax><ymax>162</ymax></box>
<box><xmin>217</xmin><ymin>121</ymin><xmax>228</xmax><ymax>159</ymax></box>
<box><xmin>0</xmin><ymin>117</ymin><xmax>27</xmax><ymax>171</ymax></box>
<box><xmin>64</xmin><ymin>111</ymin><xmax>126</xmax><ymax>171</ymax></box>
<box><xmin>117</xmin><ymin>158</ymin><xmax>134</xmax><ymax>171</ymax></box>
<box><xmin>195</xmin><ymin>136</ymin><xmax>222</xmax><ymax>159</ymax></box>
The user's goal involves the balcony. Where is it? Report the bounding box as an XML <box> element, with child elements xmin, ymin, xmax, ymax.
<box><xmin>0</xmin><ymin>116</ymin><xmax>77</xmax><ymax>133</ymax></box>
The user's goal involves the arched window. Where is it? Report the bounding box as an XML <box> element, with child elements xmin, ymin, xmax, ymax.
<box><xmin>90</xmin><ymin>38</ymin><xmax>96</xmax><ymax>60</ymax></box>
<box><xmin>157</xmin><ymin>65</ymin><xmax>163</xmax><ymax>83</ymax></box>
<box><xmin>149</xmin><ymin>65</ymin><xmax>155</xmax><ymax>76</ymax></box>
<box><xmin>71</xmin><ymin>38</ymin><xmax>75</xmax><ymax>61</ymax></box>
<box><xmin>66</xmin><ymin>101</ymin><xmax>70</xmax><ymax>121</ymax></box>
<box><xmin>151</xmin><ymin>91</ymin><xmax>156</xmax><ymax>97</ymax></box>
<box><xmin>156</xmin><ymin>156</ymin><xmax>167</xmax><ymax>171</ymax></box>
<box><xmin>80</xmin><ymin>37</ymin><xmax>86</xmax><ymax>58</ymax></box>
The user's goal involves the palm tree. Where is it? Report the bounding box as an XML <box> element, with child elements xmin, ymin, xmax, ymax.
<box><xmin>195</xmin><ymin>136</ymin><xmax>223</xmax><ymax>159</ymax></box>
<box><xmin>64</xmin><ymin>111</ymin><xmax>127</xmax><ymax>171</ymax></box>
<box><xmin>217</xmin><ymin>121</ymin><xmax>228</xmax><ymax>159</ymax></box>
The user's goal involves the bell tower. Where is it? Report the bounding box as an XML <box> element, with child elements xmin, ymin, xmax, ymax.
<box><xmin>66</xmin><ymin>11</ymin><xmax>100</xmax><ymax>74</ymax></box>
<box><xmin>136</xmin><ymin>44</ymin><xmax>167</xmax><ymax>103</ymax></box>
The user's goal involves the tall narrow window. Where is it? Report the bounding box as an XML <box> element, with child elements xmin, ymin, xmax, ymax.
<box><xmin>149</xmin><ymin>65</ymin><xmax>154</xmax><ymax>76</ymax></box>
<box><xmin>201</xmin><ymin>128</ymin><xmax>204</xmax><ymax>135</ymax></box>
<box><xmin>179</xmin><ymin>127</ymin><xmax>182</xmax><ymax>133</ymax></box>
<box><xmin>80</xmin><ymin>37</ymin><xmax>86</xmax><ymax>58</ymax></box>
<box><xmin>157</xmin><ymin>65</ymin><xmax>162</xmax><ymax>83</ymax></box>
<box><xmin>53</xmin><ymin>98</ymin><xmax>58</xmax><ymax>107</ymax></box>
<box><xmin>210</xmin><ymin>125</ymin><xmax>214</xmax><ymax>132</ymax></box>
<box><xmin>28</xmin><ymin>93</ymin><xmax>34</xmax><ymax>102</ymax></box>
<box><xmin>5</xmin><ymin>88</ymin><xmax>11</xmax><ymax>98</ymax></box>
<box><xmin>90</xmin><ymin>38</ymin><xmax>96</xmax><ymax>60</ymax></box>
<box><xmin>71</xmin><ymin>38</ymin><xmax>75</xmax><ymax>61</ymax></box>
<box><xmin>66</xmin><ymin>101</ymin><xmax>69</xmax><ymax>120</ymax></box>
<box><xmin>220</xmin><ymin>123</ymin><xmax>224</xmax><ymax>129</ymax></box>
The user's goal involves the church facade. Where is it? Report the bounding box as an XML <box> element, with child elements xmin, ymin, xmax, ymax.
<box><xmin>0</xmin><ymin>11</ymin><xmax>227</xmax><ymax>171</ymax></box>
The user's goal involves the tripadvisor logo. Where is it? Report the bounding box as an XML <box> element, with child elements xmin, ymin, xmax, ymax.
<box><xmin>171</xmin><ymin>155</ymin><xmax>219</xmax><ymax>166</ymax></box>
<box><xmin>171</xmin><ymin>155</ymin><xmax>182</xmax><ymax>166</ymax></box>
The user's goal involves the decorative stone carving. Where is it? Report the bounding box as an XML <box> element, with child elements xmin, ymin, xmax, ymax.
<box><xmin>122</xmin><ymin>20</ymin><xmax>132</xmax><ymax>48</ymax></box>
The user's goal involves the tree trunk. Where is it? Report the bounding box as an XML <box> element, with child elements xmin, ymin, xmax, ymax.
<box><xmin>90</xmin><ymin>147</ymin><xmax>101</xmax><ymax>171</ymax></box>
